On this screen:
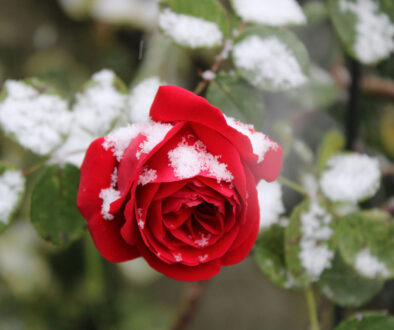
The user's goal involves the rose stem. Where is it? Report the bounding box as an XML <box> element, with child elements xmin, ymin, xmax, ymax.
<box><xmin>193</xmin><ymin>21</ymin><xmax>248</xmax><ymax>96</ymax></box>
<box><xmin>278</xmin><ymin>176</ymin><xmax>308</xmax><ymax>196</ymax></box>
<box><xmin>22</xmin><ymin>158</ymin><xmax>49</xmax><ymax>176</ymax></box>
<box><xmin>170</xmin><ymin>280</ymin><xmax>208</xmax><ymax>330</ymax></box>
<box><xmin>305</xmin><ymin>286</ymin><xmax>320</xmax><ymax>330</ymax></box>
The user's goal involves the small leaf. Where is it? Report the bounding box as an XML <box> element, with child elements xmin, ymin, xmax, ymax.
<box><xmin>285</xmin><ymin>199</ymin><xmax>334</xmax><ymax>286</ymax></box>
<box><xmin>255</xmin><ymin>225</ymin><xmax>301</xmax><ymax>289</ymax></box>
<box><xmin>232</xmin><ymin>26</ymin><xmax>310</xmax><ymax>91</ymax></box>
<box><xmin>318</xmin><ymin>253</ymin><xmax>384</xmax><ymax>307</ymax></box>
<box><xmin>206</xmin><ymin>72</ymin><xmax>264</xmax><ymax>125</ymax></box>
<box><xmin>335</xmin><ymin>312</ymin><xmax>394</xmax><ymax>330</ymax></box>
<box><xmin>0</xmin><ymin>164</ymin><xmax>25</xmax><ymax>233</ymax></box>
<box><xmin>335</xmin><ymin>210</ymin><xmax>394</xmax><ymax>280</ymax></box>
<box><xmin>316</xmin><ymin>130</ymin><xmax>345</xmax><ymax>174</ymax></box>
<box><xmin>159</xmin><ymin>0</ymin><xmax>229</xmax><ymax>49</ymax></box>
<box><xmin>31</xmin><ymin>164</ymin><xmax>86</xmax><ymax>245</ymax></box>
<box><xmin>329</xmin><ymin>0</ymin><xmax>394</xmax><ymax>64</ymax></box>
<box><xmin>303</xmin><ymin>1</ymin><xmax>328</xmax><ymax>25</ymax></box>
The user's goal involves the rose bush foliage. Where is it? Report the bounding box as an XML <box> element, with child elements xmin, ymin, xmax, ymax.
<box><xmin>77</xmin><ymin>86</ymin><xmax>282</xmax><ymax>281</ymax></box>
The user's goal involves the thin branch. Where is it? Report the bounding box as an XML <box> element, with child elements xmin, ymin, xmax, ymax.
<box><xmin>193</xmin><ymin>21</ymin><xmax>247</xmax><ymax>95</ymax></box>
<box><xmin>331</xmin><ymin>63</ymin><xmax>394</xmax><ymax>100</ymax></box>
<box><xmin>171</xmin><ymin>281</ymin><xmax>208</xmax><ymax>330</ymax></box>
<box><xmin>305</xmin><ymin>286</ymin><xmax>321</xmax><ymax>330</ymax></box>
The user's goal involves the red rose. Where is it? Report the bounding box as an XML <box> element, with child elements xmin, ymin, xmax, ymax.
<box><xmin>77</xmin><ymin>86</ymin><xmax>282</xmax><ymax>281</ymax></box>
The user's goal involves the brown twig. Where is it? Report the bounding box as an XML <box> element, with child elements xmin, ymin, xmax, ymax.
<box><xmin>170</xmin><ymin>281</ymin><xmax>209</xmax><ymax>330</ymax></box>
<box><xmin>193</xmin><ymin>21</ymin><xmax>247</xmax><ymax>95</ymax></box>
<box><xmin>331</xmin><ymin>63</ymin><xmax>394</xmax><ymax>99</ymax></box>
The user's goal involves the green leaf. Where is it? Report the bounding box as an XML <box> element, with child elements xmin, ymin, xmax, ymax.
<box><xmin>255</xmin><ymin>225</ymin><xmax>302</xmax><ymax>290</ymax></box>
<box><xmin>318</xmin><ymin>253</ymin><xmax>384</xmax><ymax>307</ymax></box>
<box><xmin>335</xmin><ymin>210</ymin><xmax>394</xmax><ymax>280</ymax></box>
<box><xmin>290</xmin><ymin>65</ymin><xmax>341</xmax><ymax>110</ymax></box>
<box><xmin>335</xmin><ymin>312</ymin><xmax>394</xmax><ymax>330</ymax></box>
<box><xmin>160</xmin><ymin>0</ymin><xmax>230</xmax><ymax>48</ymax></box>
<box><xmin>31</xmin><ymin>164</ymin><xmax>86</xmax><ymax>245</ymax></box>
<box><xmin>316</xmin><ymin>130</ymin><xmax>345</xmax><ymax>174</ymax></box>
<box><xmin>0</xmin><ymin>164</ymin><xmax>25</xmax><ymax>234</ymax></box>
<box><xmin>303</xmin><ymin>1</ymin><xmax>328</xmax><ymax>25</ymax></box>
<box><xmin>232</xmin><ymin>26</ymin><xmax>310</xmax><ymax>91</ymax></box>
<box><xmin>206</xmin><ymin>72</ymin><xmax>264</xmax><ymax>125</ymax></box>
<box><xmin>329</xmin><ymin>0</ymin><xmax>394</xmax><ymax>64</ymax></box>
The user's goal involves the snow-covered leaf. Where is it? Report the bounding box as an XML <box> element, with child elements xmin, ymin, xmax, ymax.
<box><xmin>73</xmin><ymin>69</ymin><xmax>128</xmax><ymax>136</ymax></box>
<box><xmin>206</xmin><ymin>72</ymin><xmax>265</xmax><ymax>125</ymax></box>
<box><xmin>329</xmin><ymin>0</ymin><xmax>394</xmax><ymax>64</ymax></box>
<box><xmin>285</xmin><ymin>199</ymin><xmax>334</xmax><ymax>286</ymax></box>
<box><xmin>318</xmin><ymin>253</ymin><xmax>384</xmax><ymax>307</ymax></box>
<box><xmin>31</xmin><ymin>164</ymin><xmax>86</xmax><ymax>246</ymax></box>
<box><xmin>128</xmin><ymin>76</ymin><xmax>163</xmax><ymax>123</ymax></box>
<box><xmin>232</xmin><ymin>26</ymin><xmax>309</xmax><ymax>91</ymax></box>
<box><xmin>316</xmin><ymin>130</ymin><xmax>345</xmax><ymax>174</ymax></box>
<box><xmin>320</xmin><ymin>152</ymin><xmax>380</xmax><ymax>203</ymax></box>
<box><xmin>159</xmin><ymin>0</ymin><xmax>229</xmax><ymax>49</ymax></box>
<box><xmin>231</xmin><ymin>0</ymin><xmax>306</xmax><ymax>26</ymax></box>
<box><xmin>0</xmin><ymin>79</ymin><xmax>71</xmax><ymax>155</ymax></box>
<box><xmin>0</xmin><ymin>164</ymin><xmax>25</xmax><ymax>233</ymax></box>
<box><xmin>335</xmin><ymin>312</ymin><xmax>394</xmax><ymax>330</ymax></box>
<box><xmin>335</xmin><ymin>209</ymin><xmax>394</xmax><ymax>280</ymax></box>
<box><xmin>255</xmin><ymin>225</ymin><xmax>302</xmax><ymax>290</ymax></box>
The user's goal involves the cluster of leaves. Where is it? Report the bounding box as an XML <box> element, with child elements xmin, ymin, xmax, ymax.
<box><xmin>0</xmin><ymin>0</ymin><xmax>393</xmax><ymax>329</ymax></box>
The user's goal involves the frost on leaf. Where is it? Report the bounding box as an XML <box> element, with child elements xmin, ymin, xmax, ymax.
<box><xmin>103</xmin><ymin>122</ymin><xmax>173</xmax><ymax>162</ymax></box>
<box><xmin>0</xmin><ymin>80</ymin><xmax>71</xmax><ymax>155</ymax></box>
<box><xmin>354</xmin><ymin>247</ymin><xmax>389</xmax><ymax>279</ymax></box>
<box><xmin>168</xmin><ymin>139</ymin><xmax>233</xmax><ymax>182</ymax></box>
<box><xmin>257</xmin><ymin>180</ymin><xmax>285</xmax><ymax>229</ymax></box>
<box><xmin>299</xmin><ymin>202</ymin><xmax>334</xmax><ymax>280</ymax></box>
<box><xmin>73</xmin><ymin>70</ymin><xmax>127</xmax><ymax>136</ymax></box>
<box><xmin>0</xmin><ymin>169</ymin><xmax>25</xmax><ymax>226</ymax></box>
<box><xmin>320</xmin><ymin>153</ymin><xmax>380</xmax><ymax>203</ymax></box>
<box><xmin>225</xmin><ymin>116</ymin><xmax>278</xmax><ymax>163</ymax></box>
<box><xmin>159</xmin><ymin>8</ymin><xmax>223</xmax><ymax>48</ymax></box>
<box><xmin>128</xmin><ymin>77</ymin><xmax>163</xmax><ymax>123</ymax></box>
<box><xmin>233</xmin><ymin>36</ymin><xmax>307</xmax><ymax>90</ymax></box>
<box><xmin>231</xmin><ymin>0</ymin><xmax>306</xmax><ymax>26</ymax></box>
<box><xmin>339</xmin><ymin>0</ymin><xmax>394</xmax><ymax>64</ymax></box>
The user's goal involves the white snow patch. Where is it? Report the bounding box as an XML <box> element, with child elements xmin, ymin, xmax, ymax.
<box><xmin>168</xmin><ymin>139</ymin><xmax>233</xmax><ymax>182</ymax></box>
<box><xmin>138</xmin><ymin>166</ymin><xmax>157</xmax><ymax>185</ymax></box>
<box><xmin>0</xmin><ymin>170</ymin><xmax>25</xmax><ymax>224</ymax></box>
<box><xmin>201</xmin><ymin>70</ymin><xmax>216</xmax><ymax>81</ymax></box>
<box><xmin>225</xmin><ymin>116</ymin><xmax>278</xmax><ymax>163</ymax></box>
<box><xmin>137</xmin><ymin>208</ymin><xmax>144</xmax><ymax>229</ymax></box>
<box><xmin>354</xmin><ymin>247</ymin><xmax>389</xmax><ymax>278</ymax></box>
<box><xmin>159</xmin><ymin>8</ymin><xmax>223</xmax><ymax>48</ymax></box>
<box><xmin>91</xmin><ymin>0</ymin><xmax>159</xmax><ymax>29</ymax></box>
<box><xmin>320</xmin><ymin>153</ymin><xmax>380</xmax><ymax>203</ymax></box>
<box><xmin>299</xmin><ymin>202</ymin><xmax>334</xmax><ymax>280</ymax></box>
<box><xmin>103</xmin><ymin>121</ymin><xmax>173</xmax><ymax>162</ymax></box>
<box><xmin>232</xmin><ymin>0</ymin><xmax>306</xmax><ymax>26</ymax></box>
<box><xmin>99</xmin><ymin>168</ymin><xmax>120</xmax><ymax>220</ymax></box>
<box><xmin>0</xmin><ymin>80</ymin><xmax>71</xmax><ymax>155</ymax></box>
<box><xmin>194</xmin><ymin>233</ymin><xmax>211</xmax><ymax>247</ymax></box>
<box><xmin>233</xmin><ymin>36</ymin><xmax>307</xmax><ymax>90</ymax></box>
<box><xmin>128</xmin><ymin>77</ymin><xmax>162</xmax><ymax>123</ymax></box>
<box><xmin>73</xmin><ymin>70</ymin><xmax>127</xmax><ymax>136</ymax></box>
<box><xmin>339</xmin><ymin>0</ymin><xmax>394</xmax><ymax>64</ymax></box>
<box><xmin>173</xmin><ymin>253</ymin><xmax>182</xmax><ymax>262</ymax></box>
<box><xmin>199</xmin><ymin>254</ymin><xmax>208</xmax><ymax>262</ymax></box>
<box><xmin>257</xmin><ymin>180</ymin><xmax>285</xmax><ymax>229</ymax></box>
